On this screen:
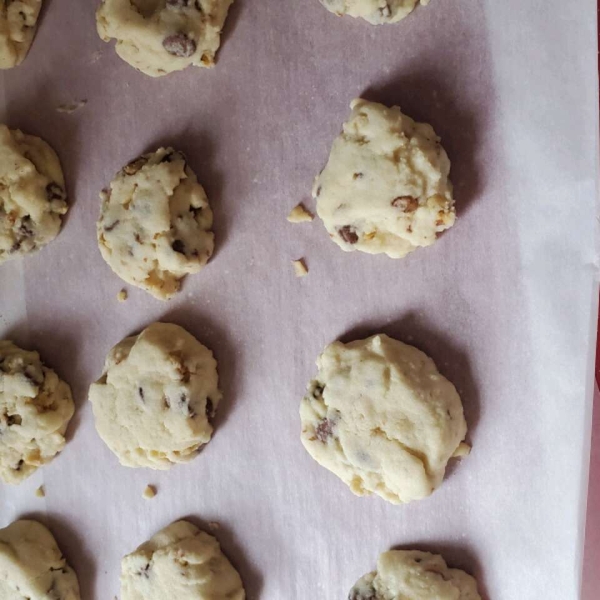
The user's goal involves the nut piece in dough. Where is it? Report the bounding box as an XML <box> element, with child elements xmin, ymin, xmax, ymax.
<box><xmin>300</xmin><ymin>334</ymin><xmax>467</xmax><ymax>504</ymax></box>
<box><xmin>96</xmin><ymin>0</ymin><xmax>234</xmax><ymax>77</ymax></box>
<box><xmin>314</xmin><ymin>99</ymin><xmax>455</xmax><ymax>259</ymax></box>
<box><xmin>350</xmin><ymin>550</ymin><xmax>482</xmax><ymax>600</ymax></box>
<box><xmin>0</xmin><ymin>125</ymin><xmax>68</xmax><ymax>263</ymax></box>
<box><xmin>89</xmin><ymin>322</ymin><xmax>222</xmax><ymax>469</ymax></box>
<box><xmin>320</xmin><ymin>0</ymin><xmax>430</xmax><ymax>25</ymax></box>
<box><xmin>0</xmin><ymin>519</ymin><xmax>81</xmax><ymax>600</ymax></box>
<box><xmin>0</xmin><ymin>341</ymin><xmax>74</xmax><ymax>484</ymax></box>
<box><xmin>97</xmin><ymin>147</ymin><xmax>214</xmax><ymax>300</ymax></box>
<box><xmin>0</xmin><ymin>0</ymin><xmax>42</xmax><ymax>69</ymax></box>
<box><xmin>121</xmin><ymin>520</ymin><xmax>245</xmax><ymax>600</ymax></box>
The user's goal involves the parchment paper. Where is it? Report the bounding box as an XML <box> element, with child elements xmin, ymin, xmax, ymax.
<box><xmin>0</xmin><ymin>1</ymin><xmax>598</xmax><ymax>599</ymax></box>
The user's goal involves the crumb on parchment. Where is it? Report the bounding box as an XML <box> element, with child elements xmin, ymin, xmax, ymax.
<box><xmin>117</xmin><ymin>289</ymin><xmax>128</xmax><ymax>302</ymax></box>
<box><xmin>292</xmin><ymin>258</ymin><xmax>308</xmax><ymax>277</ymax></box>
<box><xmin>56</xmin><ymin>100</ymin><xmax>87</xmax><ymax>114</ymax></box>
<box><xmin>35</xmin><ymin>485</ymin><xmax>45</xmax><ymax>498</ymax></box>
<box><xmin>287</xmin><ymin>203</ymin><xmax>314</xmax><ymax>223</ymax></box>
<box><xmin>142</xmin><ymin>485</ymin><xmax>156</xmax><ymax>499</ymax></box>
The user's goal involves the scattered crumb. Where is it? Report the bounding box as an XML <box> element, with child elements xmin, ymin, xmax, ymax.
<box><xmin>35</xmin><ymin>485</ymin><xmax>45</xmax><ymax>498</ymax></box>
<box><xmin>117</xmin><ymin>289</ymin><xmax>128</xmax><ymax>302</ymax></box>
<box><xmin>452</xmin><ymin>442</ymin><xmax>471</xmax><ymax>458</ymax></box>
<box><xmin>208</xmin><ymin>521</ymin><xmax>221</xmax><ymax>531</ymax></box>
<box><xmin>56</xmin><ymin>100</ymin><xmax>87</xmax><ymax>114</ymax></box>
<box><xmin>90</xmin><ymin>50</ymin><xmax>103</xmax><ymax>64</ymax></box>
<box><xmin>142</xmin><ymin>485</ymin><xmax>156</xmax><ymax>499</ymax></box>
<box><xmin>292</xmin><ymin>258</ymin><xmax>308</xmax><ymax>278</ymax></box>
<box><xmin>287</xmin><ymin>203</ymin><xmax>314</xmax><ymax>223</ymax></box>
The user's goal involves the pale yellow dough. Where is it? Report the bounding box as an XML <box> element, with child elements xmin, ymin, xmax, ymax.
<box><xmin>0</xmin><ymin>341</ymin><xmax>74</xmax><ymax>484</ymax></box>
<box><xmin>0</xmin><ymin>125</ymin><xmax>68</xmax><ymax>263</ymax></box>
<box><xmin>96</xmin><ymin>0</ymin><xmax>234</xmax><ymax>77</ymax></box>
<box><xmin>89</xmin><ymin>322</ymin><xmax>221</xmax><ymax>469</ymax></box>
<box><xmin>300</xmin><ymin>334</ymin><xmax>467</xmax><ymax>504</ymax></box>
<box><xmin>0</xmin><ymin>0</ymin><xmax>42</xmax><ymax>68</ymax></box>
<box><xmin>320</xmin><ymin>0</ymin><xmax>430</xmax><ymax>24</ymax></box>
<box><xmin>121</xmin><ymin>520</ymin><xmax>245</xmax><ymax>600</ymax></box>
<box><xmin>314</xmin><ymin>99</ymin><xmax>455</xmax><ymax>259</ymax></box>
<box><xmin>349</xmin><ymin>550</ymin><xmax>481</xmax><ymax>600</ymax></box>
<box><xmin>0</xmin><ymin>520</ymin><xmax>81</xmax><ymax>600</ymax></box>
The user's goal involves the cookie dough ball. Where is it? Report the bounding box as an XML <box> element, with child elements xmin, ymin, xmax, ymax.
<box><xmin>97</xmin><ymin>147</ymin><xmax>214</xmax><ymax>300</ymax></box>
<box><xmin>96</xmin><ymin>0</ymin><xmax>234</xmax><ymax>77</ymax></box>
<box><xmin>0</xmin><ymin>125</ymin><xmax>68</xmax><ymax>263</ymax></box>
<box><xmin>89</xmin><ymin>322</ymin><xmax>222</xmax><ymax>469</ymax></box>
<box><xmin>0</xmin><ymin>520</ymin><xmax>81</xmax><ymax>600</ymax></box>
<box><xmin>314</xmin><ymin>99</ymin><xmax>455</xmax><ymax>259</ymax></box>
<box><xmin>0</xmin><ymin>341</ymin><xmax>74</xmax><ymax>484</ymax></box>
<box><xmin>300</xmin><ymin>334</ymin><xmax>467</xmax><ymax>504</ymax></box>
<box><xmin>122</xmin><ymin>520</ymin><xmax>245</xmax><ymax>600</ymax></box>
<box><xmin>0</xmin><ymin>0</ymin><xmax>42</xmax><ymax>69</ymax></box>
<box><xmin>349</xmin><ymin>550</ymin><xmax>481</xmax><ymax>600</ymax></box>
<box><xmin>320</xmin><ymin>0</ymin><xmax>430</xmax><ymax>25</ymax></box>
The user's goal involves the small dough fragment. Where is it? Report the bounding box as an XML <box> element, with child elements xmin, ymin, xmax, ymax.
<box><xmin>142</xmin><ymin>484</ymin><xmax>156</xmax><ymax>499</ymax></box>
<box><xmin>314</xmin><ymin>99</ymin><xmax>455</xmax><ymax>259</ymax></box>
<box><xmin>89</xmin><ymin>322</ymin><xmax>222</xmax><ymax>469</ymax></box>
<box><xmin>0</xmin><ymin>125</ymin><xmax>68</xmax><ymax>263</ymax></box>
<box><xmin>292</xmin><ymin>258</ymin><xmax>308</xmax><ymax>277</ymax></box>
<box><xmin>0</xmin><ymin>341</ymin><xmax>74</xmax><ymax>484</ymax></box>
<box><xmin>287</xmin><ymin>203</ymin><xmax>314</xmax><ymax>223</ymax></box>
<box><xmin>97</xmin><ymin>147</ymin><xmax>214</xmax><ymax>300</ymax></box>
<box><xmin>117</xmin><ymin>289</ymin><xmax>128</xmax><ymax>302</ymax></box>
<box><xmin>320</xmin><ymin>0</ymin><xmax>430</xmax><ymax>25</ymax></box>
<box><xmin>121</xmin><ymin>520</ymin><xmax>245</xmax><ymax>600</ymax></box>
<box><xmin>0</xmin><ymin>0</ymin><xmax>42</xmax><ymax>69</ymax></box>
<box><xmin>34</xmin><ymin>485</ymin><xmax>45</xmax><ymax>497</ymax></box>
<box><xmin>349</xmin><ymin>550</ymin><xmax>481</xmax><ymax>600</ymax></box>
<box><xmin>56</xmin><ymin>101</ymin><xmax>87</xmax><ymax>114</ymax></box>
<box><xmin>0</xmin><ymin>519</ymin><xmax>81</xmax><ymax>600</ymax></box>
<box><xmin>96</xmin><ymin>0</ymin><xmax>234</xmax><ymax>77</ymax></box>
<box><xmin>300</xmin><ymin>334</ymin><xmax>467</xmax><ymax>504</ymax></box>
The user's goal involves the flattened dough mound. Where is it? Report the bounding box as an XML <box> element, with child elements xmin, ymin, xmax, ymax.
<box><xmin>0</xmin><ymin>0</ymin><xmax>42</xmax><ymax>68</ymax></box>
<box><xmin>349</xmin><ymin>550</ymin><xmax>481</xmax><ymax>600</ymax></box>
<box><xmin>96</xmin><ymin>0</ymin><xmax>234</xmax><ymax>77</ymax></box>
<box><xmin>314</xmin><ymin>99</ymin><xmax>455</xmax><ymax>259</ymax></box>
<box><xmin>320</xmin><ymin>0</ymin><xmax>429</xmax><ymax>25</ymax></box>
<box><xmin>89</xmin><ymin>322</ymin><xmax>222</xmax><ymax>469</ymax></box>
<box><xmin>0</xmin><ymin>125</ymin><xmax>68</xmax><ymax>263</ymax></box>
<box><xmin>121</xmin><ymin>520</ymin><xmax>245</xmax><ymax>600</ymax></box>
<box><xmin>0</xmin><ymin>519</ymin><xmax>81</xmax><ymax>600</ymax></box>
<box><xmin>97</xmin><ymin>147</ymin><xmax>214</xmax><ymax>300</ymax></box>
<box><xmin>300</xmin><ymin>334</ymin><xmax>467</xmax><ymax>504</ymax></box>
<box><xmin>0</xmin><ymin>341</ymin><xmax>74</xmax><ymax>484</ymax></box>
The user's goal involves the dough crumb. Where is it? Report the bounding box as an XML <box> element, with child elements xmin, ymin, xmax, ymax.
<box><xmin>208</xmin><ymin>521</ymin><xmax>221</xmax><ymax>531</ymax></box>
<box><xmin>287</xmin><ymin>203</ymin><xmax>314</xmax><ymax>223</ymax></box>
<box><xmin>117</xmin><ymin>289</ymin><xmax>128</xmax><ymax>302</ymax></box>
<box><xmin>56</xmin><ymin>100</ymin><xmax>87</xmax><ymax>114</ymax></box>
<box><xmin>452</xmin><ymin>441</ymin><xmax>471</xmax><ymax>458</ymax></box>
<box><xmin>35</xmin><ymin>485</ymin><xmax>45</xmax><ymax>498</ymax></box>
<box><xmin>142</xmin><ymin>485</ymin><xmax>156</xmax><ymax>499</ymax></box>
<box><xmin>292</xmin><ymin>258</ymin><xmax>308</xmax><ymax>277</ymax></box>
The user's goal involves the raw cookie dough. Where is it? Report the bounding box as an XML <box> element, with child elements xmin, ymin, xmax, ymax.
<box><xmin>320</xmin><ymin>0</ymin><xmax>429</xmax><ymax>25</ymax></box>
<box><xmin>0</xmin><ymin>341</ymin><xmax>74</xmax><ymax>484</ymax></box>
<box><xmin>89</xmin><ymin>322</ymin><xmax>221</xmax><ymax>469</ymax></box>
<box><xmin>0</xmin><ymin>0</ymin><xmax>42</xmax><ymax>69</ymax></box>
<box><xmin>314</xmin><ymin>99</ymin><xmax>455</xmax><ymax>259</ymax></box>
<box><xmin>349</xmin><ymin>550</ymin><xmax>481</xmax><ymax>600</ymax></box>
<box><xmin>0</xmin><ymin>125</ymin><xmax>68</xmax><ymax>263</ymax></box>
<box><xmin>96</xmin><ymin>0</ymin><xmax>234</xmax><ymax>77</ymax></box>
<box><xmin>0</xmin><ymin>519</ymin><xmax>81</xmax><ymax>600</ymax></box>
<box><xmin>300</xmin><ymin>334</ymin><xmax>467</xmax><ymax>504</ymax></box>
<box><xmin>97</xmin><ymin>147</ymin><xmax>214</xmax><ymax>300</ymax></box>
<box><xmin>121</xmin><ymin>520</ymin><xmax>245</xmax><ymax>600</ymax></box>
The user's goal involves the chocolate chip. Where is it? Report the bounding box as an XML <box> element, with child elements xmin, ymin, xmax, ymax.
<box><xmin>315</xmin><ymin>418</ymin><xmax>334</xmax><ymax>443</ymax></box>
<box><xmin>138</xmin><ymin>563</ymin><xmax>150</xmax><ymax>578</ymax></box>
<box><xmin>435</xmin><ymin>218</ymin><xmax>444</xmax><ymax>227</ymax></box>
<box><xmin>46</xmin><ymin>182</ymin><xmax>65</xmax><ymax>202</ymax></box>
<box><xmin>205</xmin><ymin>397</ymin><xmax>214</xmax><ymax>419</ymax></box>
<box><xmin>310</xmin><ymin>383</ymin><xmax>324</xmax><ymax>400</ymax></box>
<box><xmin>14</xmin><ymin>459</ymin><xmax>24</xmax><ymax>471</ymax></box>
<box><xmin>134</xmin><ymin>233</ymin><xmax>142</xmax><ymax>244</ymax></box>
<box><xmin>10</xmin><ymin>241</ymin><xmax>21</xmax><ymax>253</ymax></box>
<box><xmin>123</xmin><ymin>156</ymin><xmax>148</xmax><ymax>175</ymax></box>
<box><xmin>160</xmin><ymin>152</ymin><xmax>174</xmax><ymax>163</ymax></box>
<box><xmin>138</xmin><ymin>387</ymin><xmax>145</xmax><ymax>402</ymax></box>
<box><xmin>414</xmin><ymin>558</ymin><xmax>422</xmax><ymax>563</ymax></box>
<box><xmin>315</xmin><ymin>185</ymin><xmax>322</xmax><ymax>198</ymax></box>
<box><xmin>338</xmin><ymin>225</ymin><xmax>358</xmax><ymax>244</ymax></box>
<box><xmin>163</xmin><ymin>33</ymin><xmax>196</xmax><ymax>58</ymax></box>
<box><xmin>7</xmin><ymin>414</ymin><xmax>22</xmax><ymax>426</ymax></box>
<box><xmin>352</xmin><ymin>172</ymin><xmax>364</xmax><ymax>180</ymax></box>
<box><xmin>167</xmin><ymin>0</ymin><xmax>188</xmax><ymax>7</ymax></box>
<box><xmin>194</xmin><ymin>0</ymin><xmax>203</xmax><ymax>10</ymax></box>
<box><xmin>18</xmin><ymin>216</ymin><xmax>33</xmax><ymax>237</ymax></box>
<box><xmin>379</xmin><ymin>3</ymin><xmax>391</xmax><ymax>18</ymax></box>
<box><xmin>104</xmin><ymin>220</ymin><xmax>120</xmax><ymax>232</ymax></box>
<box><xmin>163</xmin><ymin>396</ymin><xmax>171</xmax><ymax>409</ymax></box>
<box><xmin>172</xmin><ymin>239</ymin><xmax>185</xmax><ymax>254</ymax></box>
<box><xmin>391</xmin><ymin>196</ymin><xmax>418</xmax><ymax>212</ymax></box>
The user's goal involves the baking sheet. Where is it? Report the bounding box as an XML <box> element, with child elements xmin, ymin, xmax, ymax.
<box><xmin>0</xmin><ymin>1</ymin><xmax>598</xmax><ymax>599</ymax></box>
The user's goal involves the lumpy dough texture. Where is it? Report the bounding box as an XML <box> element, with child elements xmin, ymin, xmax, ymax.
<box><xmin>320</xmin><ymin>0</ymin><xmax>429</xmax><ymax>25</ymax></box>
<box><xmin>300</xmin><ymin>334</ymin><xmax>467</xmax><ymax>504</ymax></box>
<box><xmin>121</xmin><ymin>520</ymin><xmax>245</xmax><ymax>600</ymax></box>
<box><xmin>0</xmin><ymin>0</ymin><xmax>42</xmax><ymax>68</ymax></box>
<box><xmin>0</xmin><ymin>341</ymin><xmax>74</xmax><ymax>484</ymax></box>
<box><xmin>349</xmin><ymin>550</ymin><xmax>482</xmax><ymax>600</ymax></box>
<box><xmin>89</xmin><ymin>322</ymin><xmax>222</xmax><ymax>469</ymax></box>
<box><xmin>96</xmin><ymin>0</ymin><xmax>234</xmax><ymax>77</ymax></box>
<box><xmin>314</xmin><ymin>99</ymin><xmax>455</xmax><ymax>259</ymax></box>
<box><xmin>97</xmin><ymin>147</ymin><xmax>214</xmax><ymax>300</ymax></box>
<box><xmin>0</xmin><ymin>125</ymin><xmax>68</xmax><ymax>263</ymax></box>
<box><xmin>0</xmin><ymin>520</ymin><xmax>81</xmax><ymax>600</ymax></box>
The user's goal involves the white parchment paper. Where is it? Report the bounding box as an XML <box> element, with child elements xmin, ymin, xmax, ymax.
<box><xmin>1</xmin><ymin>1</ymin><xmax>598</xmax><ymax>599</ymax></box>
